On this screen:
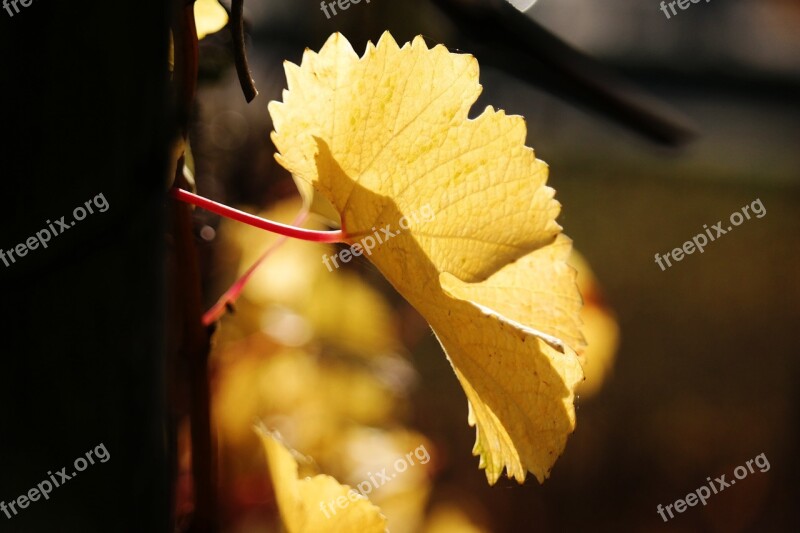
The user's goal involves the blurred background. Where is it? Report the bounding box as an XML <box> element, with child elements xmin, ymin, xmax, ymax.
<box><xmin>188</xmin><ymin>0</ymin><xmax>800</xmax><ymax>531</ymax></box>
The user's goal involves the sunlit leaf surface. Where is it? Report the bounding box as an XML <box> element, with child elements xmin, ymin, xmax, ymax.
<box><xmin>269</xmin><ymin>32</ymin><xmax>585</xmax><ymax>483</ymax></box>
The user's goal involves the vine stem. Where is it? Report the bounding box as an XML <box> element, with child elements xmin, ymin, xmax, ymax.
<box><xmin>170</xmin><ymin>188</ymin><xmax>345</xmax><ymax>243</ymax></box>
<box><xmin>201</xmin><ymin>208</ymin><xmax>310</xmax><ymax>326</ymax></box>
<box><xmin>170</xmin><ymin>1</ymin><xmax>217</xmax><ymax>531</ymax></box>
<box><xmin>231</xmin><ymin>0</ymin><xmax>258</xmax><ymax>102</ymax></box>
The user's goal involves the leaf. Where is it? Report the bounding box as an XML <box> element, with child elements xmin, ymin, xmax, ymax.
<box><xmin>259</xmin><ymin>429</ymin><xmax>388</xmax><ymax>533</ymax></box>
<box><xmin>568</xmin><ymin>250</ymin><xmax>620</xmax><ymax>398</ymax></box>
<box><xmin>269</xmin><ymin>32</ymin><xmax>584</xmax><ymax>483</ymax></box>
<box><xmin>424</xmin><ymin>503</ymin><xmax>490</xmax><ymax>533</ymax></box>
<box><xmin>194</xmin><ymin>0</ymin><xmax>228</xmax><ymax>40</ymax></box>
<box><xmin>222</xmin><ymin>198</ymin><xmax>400</xmax><ymax>358</ymax></box>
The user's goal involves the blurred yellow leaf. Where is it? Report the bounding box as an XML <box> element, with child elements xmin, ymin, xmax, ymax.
<box><xmin>216</xmin><ymin>346</ymin><xmax>398</xmax><ymax>452</ymax></box>
<box><xmin>259</xmin><ymin>429</ymin><xmax>388</xmax><ymax>533</ymax></box>
<box><xmin>220</xmin><ymin>198</ymin><xmax>400</xmax><ymax>357</ymax></box>
<box><xmin>304</xmin><ymin>272</ymin><xmax>399</xmax><ymax>358</ymax></box>
<box><xmin>194</xmin><ymin>0</ymin><xmax>228</xmax><ymax>40</ymax></box>
<box><xmin>424</xmin><ymin>503</ymin><xmax>490</xmax><ymax>533</ymax></box>
<box><xmin>331</xmin><ymin>428</ymin><xmax>433</xmax><ymax>533</ymax></box>
<box><xmin>269</xmin><ymin>33</ymin><xmax>584</xmax><ymax>483</ymax></box>
<box><xmin>568</xmin><ymin>250</ymin><xmax>620</xmax><ymax>398</ymax></box>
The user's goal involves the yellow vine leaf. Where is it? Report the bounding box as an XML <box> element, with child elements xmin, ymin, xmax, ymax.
<box><xmin>569</xmin><ymin>250</ymin><xmax>620</xmax><ymax>398</ymax></box>
<box><xmin>194</xmin><ymin>0</ymin><xmax>228</xmax><ymax>40</ymax></box>
<box><xmin>260</xmin><ymin>429</ymin><xmax>388</xmax><ymax>533</ymax></box>
<box><xmin>269</xmin><ymin>32</ymin><xmax>584</xmax><ymax>484</ymax></box>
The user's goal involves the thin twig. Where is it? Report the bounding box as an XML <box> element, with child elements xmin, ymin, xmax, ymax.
<box><xmin>202</xmin><ymin>208</ymin><xmax>310</xmax><ymax>325</ymax></box>
<box><xmin>231</xmin><ymin>0</ymin><xmax>258</xmax><ymax>102</ymax></box>
<box><xmin>430</xmin><ymin>0</ymin><xmax>696</xmax><ymax>146</ymax></box>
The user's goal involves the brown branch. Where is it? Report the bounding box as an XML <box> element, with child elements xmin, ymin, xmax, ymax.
<box><xmin>170</xmin><ymin>1</ymin><xmax>218</xmax><ymax>532</ymax></box>
<box><xmin>231</xmin><ymin>0</ymin><xmax>259</xmax><ymax>102</ymax></box>
<box><xmin>171</xmin><ymin>166</ymin><xmax>217</xmax><ymax>533</ymax></box>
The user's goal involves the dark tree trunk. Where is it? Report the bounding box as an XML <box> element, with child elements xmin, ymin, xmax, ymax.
<box><xmin>0</xmin><ymin>1</ymin><xmax>173</xmax><ymax>531</ymax></box>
